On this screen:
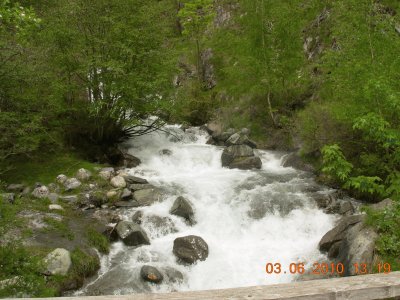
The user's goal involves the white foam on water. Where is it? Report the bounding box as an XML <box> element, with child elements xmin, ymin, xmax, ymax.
<box><xmin>78</xmin><ymin>126</ymin><xmax>336</xmax><ymax>295</ymax></box>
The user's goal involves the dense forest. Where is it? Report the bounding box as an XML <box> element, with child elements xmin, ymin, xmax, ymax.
<box><xmin>0</xmin><ymin>0</ymin><xmax>399</xmax><ymax>297</ymax></box>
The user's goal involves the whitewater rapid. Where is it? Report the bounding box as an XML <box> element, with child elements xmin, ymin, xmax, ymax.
<box><xmin>77</xmin><ymin>125</ymin><xmax>337</xmax><ymax>295</ymax></box>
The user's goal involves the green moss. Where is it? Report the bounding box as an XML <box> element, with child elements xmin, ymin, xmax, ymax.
<box><xmin>87</xmin><ymin>228</ymin><xmax>110</xmax><ymax>254</ymax></box>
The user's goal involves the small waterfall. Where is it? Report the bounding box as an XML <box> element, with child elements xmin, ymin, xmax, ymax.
<box><xmin>77</xmin><ymin>125</ymin><xmax>337</xmax><ymax>295</ymax></box>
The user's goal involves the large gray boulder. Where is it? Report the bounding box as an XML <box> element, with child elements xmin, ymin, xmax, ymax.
<box><xmin>123</xmin><ymin>153</ymin><xmax>141</xmax><ymax>168</ymax></box>
<box><xmin>369</xmin><ymin>198</ymin><xmax>393</xmax><ymax>211</ymax></box>
<box><xmin>115</xmin><ymin>221</ymin><xmax>150</xmax><ymax>246</ymax></box>
<box><xmin>44</xmin><ymin>248</ymin><xmax>71</xmax><ymax>276</ymax></box>
<box><xmin>221</xmin><ymin>145</ymin><xmax>262</xmax><ymax>170</ymax></box>
<box><xmin>226</xmin><ymin>133</ymin><xmax>248</xmax><ymax>146</ymax></box>
<box><xmin>140</xmin><ymin>265</ymin><xmax>163</xmax><ymax>284</ymax></box>
<box><xmin>133</xmin><ymin>188</ymin><xmax>162</xmax><ymax>206</ymax></box>
<box><xmin>173</xmin><ymin>235</ymin><xmax>209</xmax><ymax>264</ymax></box>
<box><xmin>319</xmin><ymin>214</ymin><xmax>365</xmax><ymax>252</ymax></box>
<box><xmin>110</xmin><ymin>176</ymin><xmax>126</xmax><ymax>188</ymax></box>
<box><xmin>170</xmin><ymin>196</ymin><xmax>195</xmax><ymax>224</ymax></box>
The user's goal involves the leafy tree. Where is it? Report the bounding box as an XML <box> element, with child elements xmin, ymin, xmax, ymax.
<box><xmin>178</xmin><ymin>0</ymin><xmax>214</xmax><ymax>85</ymax></box>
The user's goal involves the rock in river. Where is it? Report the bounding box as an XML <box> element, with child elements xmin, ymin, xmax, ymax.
<box><xmin>140</xmin><ymin>265</ymin><xmax>163</xmax><ymax>284</ymax></box>
<box><xmin>115</xmin><ymin>221</ymin><xmax>150</xmax><ymax>247</ymax></box>
<box><xmin>170</xmin><ymin>196</ymin><xmax>195</xmax><ymax>224</ymax></box>
<box><xmin>44</xmin><ymin>248</ymin><xmax>71</xmax><ymax>276</ymax></box>
<box><xmin>221</xmin><ymin>145</ymin><xmax>262</xmax><ymax>170</ymax></box>
<box><xmin>173</xmin><ymin>235</ymin><xmax>209</xmax><ymax>264</ymax></box>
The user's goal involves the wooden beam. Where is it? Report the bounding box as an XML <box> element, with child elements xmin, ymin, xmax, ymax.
<box><xmin>13</xmin><ymin>272</ymin><xmax>400</xmax><ymax>300</ymax></box>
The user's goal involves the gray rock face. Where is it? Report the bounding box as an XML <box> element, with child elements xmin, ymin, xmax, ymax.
<box><xmin>132</xmin><ymin>211</ymin><xmax>143</xmax><ymax>224</ymax></box>
<box><xmin>32</xmin><ymin>185</ymin><xmax>50</xmax><ymax>199</ymax></box>
<box><xmin>133</xmin><ymin>188</ymin><xmax>162</xmax><ymax>206</ymax></box>
<box><xmin>170</xmin><ymin>196</ymin><xmax>195</xmax><ymax>224</ymax></box>
<box><xmin>163</xmin><ymin>267</ymin><xmax>184</xmax><ymax>283</ymax></box>
<box><xmin>319</xmin><ymin>215</ymin><xmax>365</xmax><ymax>252</ymax></box>
<box><xmin>110</xmin><ymin>176</ymin><xmax>126</xmax><ymax>188</ymax></box>
<box><xmin>221</xmin><ymin>145</ymin><xmax>262</xmax><ymax>170</ymax></box>
<box><xmin>123</xmin><ymin>175</ymin><xmax>148</xmax><ymax>185</ymax></box>
<box><xmin>370</xmin><ymin>198</ymin><xmax>393</xmax><ymax>211</ymax></box>
<box><xmin>44</xmin><ymin>248</ymin><xmax>71</xmax><ymax>276</ymax></box>
<box><xmin>64</xmin><ymin>178</ymin><xmax>82</xmax><ymax>191</ymax></box>
<box><xmin>76</xmin><ymin>168</ymin><xmax>91</xmax><ymax>181</ymax></box>
<box><xmin>115</xmin><ymin>221</ymin><xmax>150</xmax><ymax>246</ymax></box>
<box><xmin>140</xmin><ymin>265</ymin><xmax>163</xmax><ymax>283</ymax></box>
<box><xmin>159</xmin><ymin>149</ymin><xmax>172</xmax><ymax>156</ymax></box>
<box><xmin>173</xmin><ymin>235</ymin><xmax>209</xmax><ymax>264</ymax></box>
<box><xmin>226</xmin><ymin>133</ymin><xmax>247</xmax><ymax>146</ymax></box>
<box><xmin>129</xmin><ymin>184</ymin><xmax>154</xmax><ymax>191</ymax></box>
<box><xmin>282</xmin><ymin>152</ymin><xmax>314</xmax><ymax>172</ymax></box>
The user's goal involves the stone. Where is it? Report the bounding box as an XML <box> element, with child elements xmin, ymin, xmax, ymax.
<box><xmin>110</xmin><ymin>176</ymin><xmax>126</xmax><ymax>188</ymax></box>
<box><xmin>64</xmin><ymin>178</ymin><xmax>82</xmax><ymax>191</ymax></box>
<box><xmin>206</xmin><ymin>137</ymin><xmax>216</xmax><ymax>145</ymax></box>
<box><xmin>159</xmin><ymin>149</ymin><xmax>172</xmax><ymax>156</ymax></box>
<box><xmin>241</xmin><ymin>128</ymin><xmax>250</xmax><ymax>135</ymax></box>
<box><xmin>229</xmin><ymin>156</ymin><xmax>262</xmax><ymax>170</ymax></box>
<box><xmin>170</xmin><ymin>196</ymin><xmax>195</xmax><ymax>224</ymax></box>
<box><xmin>44</xmin><ymin>248</ymin><xmax>71</xmax><ymax>276</ymax></box>
<box><xmin>106</xmin><ymin>190</ymin><xmax>120</xmax><ymax>200</ymax></box>
<box><xmin>129</xmin><ymin>184</ymin><xmax>154</xmax><ymax>191</ymax></box>
<box><xmin>1</xmin><ymin>193</ymin><xmax>15</xmax><ymax>204</ymax></box>
<box><xmin>370</xmin><ymin>198</ymin><xmax>394</xmax><ymax>211</ymax></box>
<box><xmin>201</xmin><ymin>122</ymin><xmax>221</xmax><ymax>135</ymax></box>
<box><xmin>282</xmin><ymin>152</ymin><xmax>315</xmax><ymax>172</ymax></box>
<box><xmin>221</xmin><ymin>145</ymin><xmax>254</xmax><ymax>166</ymax></box>
<box><xmin>49</xmin><ymin>204</ymin><xmax>63</xmax><ymax>211</ymax></box>
<box><xmin>89</xmin><ymin>191</ymin><xmax>108</xmax><ymax>207</ymax></box>
<box><xmin>76</xmin><ymin>168</ymin><xmax>92</xmax><ymax>181</ymax></box>
<box><xmin>114</xmin><ymin>201</ymin><xmax>138</xmax><ymax>208</ymax></box>
<box><xmin>115</xmin><ymin>221</ymin><xmax>150</xmax><ymax>247</ymax></box>
<box><xmin>6</xmin><ymin>184</ymin><xmax>25</xmax><ymax>193</ymax></box>
<box><xmin>244</xmin><ymin>139</ymin><xmax>258</xmax><ymax>149</ymax></box>
<box><xmin>163</xmin><ymin>267</ymin><xmax>184</xmax><ymax>283</ymax></box>
<box><xmin>123</xmin><ymin>175</ymin><xmax>148</xmax><ymax>184</ymax></box>
<box><xmin>32</xmin><ymin>185</ymin><xmax>50</xmax><ymax>199</ymax></box>
<box><xmin>123</xmin><ymin>153</ymin><xmax>141</xmax><ymax>168</ymax></box>
<box><xmin>99</xmin><ymin>167</ymin><xmax>115</xmax><ymax>180</ymax></box>
<box><xmin>339</xmin><ymin>201</ymin><xmax>354</xmax><ymax>215</ymax></box>
<box><xmin>173</xmin><ymin>235</ymin><xmax>209</xmax><ymax>264</ymax></box>
<box><xmin>140</xmin><ymin>265</ymin><xmax>163</xmax><ymax>284</ymax></box>
<box><xmin>338</xmin><ymin>223</ymin><xmax>378</xmax><ymax>276</ymax></box>
<box><xmin>132</xmin><ymin>211</ymin><xmax>143</xmax><ymax>224</ymax></box>
<box><xmin>213</xmin><ymin>128</ymin><xmax>235</xmax><ymax>142</ymax></box>
<box><xmin>121</xmin><ymin>188</ymin><xmax>133</xmax><ymax>201</ymax></box>
<box><xmin>226</xmin><ymin>133</ymin><xmax>248</xmax><ymax>146</ymax></box>
<box><xmin>103</xmin><ymin>225</ymin><xmax>119</xmax><ymax>242</ymax></box>
<box><xmin>56</xmin><ymin>174</ymin><xmax>68</xmax><ymax>184</ymax></box>
<box><xmin>133</xmin><ymin>188</ymin><xmax>162</xmax><ymax>206</ymax></box>
<box><xmin>319</xmin><ymin>214</ymin><xmax>365</xmax><ymax>252</ymax></box>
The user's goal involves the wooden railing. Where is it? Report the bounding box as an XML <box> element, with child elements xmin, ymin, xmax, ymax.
<box><xmin>15</xmin><ymin>271</ymin><xmax>400</xmax><ymax>300</ymax></box>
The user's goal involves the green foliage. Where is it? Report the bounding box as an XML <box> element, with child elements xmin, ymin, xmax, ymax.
<box><xmin>87</xmin><ymin>228</ymin><xmax>110</xmax><ymax>254</ymax></box>
<box><xmin>364</xmin><ymin>202</ymin><xmax>400</xmax><ymax>271</ymax></box>
<box><xmin>321</xmin><ymin>144</ymin><xmax>353</xmax><ymax>181</ymax></box>
<box><xmin>0</xmin><ymin>243</ymin><xmax>57</xmax><ymax>297</ymax></box>
<box><xmin>344</xmin><ymin>176</ymin><xmax>385</xmax><ymax>197</ymax></box>
<box><xmin>70</xmin><ymin>248</ymin><xmax>100</xmax><ymax>279</ymax></box>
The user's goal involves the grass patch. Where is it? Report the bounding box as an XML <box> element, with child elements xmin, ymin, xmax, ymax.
<box><xmin>70</xmin><ymin>248</ymin><xmax>100</xmax><ymax>279</ymax></box>
<box><xmin>0</xmin><ymin>243</ymin><xmax>57</xmax><ymax>298</ymax></box>
<box><xmin>1</xmin><ymin>151</ymin><xmax>102</xmax><ymax>185</ymax></box>
<box><xmin>87</xmin><ymin>228</ymin><xmax>110</xmax><ymax>254</ymax></box>
<box><xmin>43</xmin><ymin>217</ymin><xmax>74</xmax><ymax>241</ymax></box>
<box><xmin>364</xmin><ymin>201</ymin><xmax>400</xmax><ymax>272</ymax></box>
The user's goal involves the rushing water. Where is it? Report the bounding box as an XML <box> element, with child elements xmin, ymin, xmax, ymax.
<box><xmin>77</xmin><ymin>125</ymin><xmax>337</xmax><ymax>296</ymax></box>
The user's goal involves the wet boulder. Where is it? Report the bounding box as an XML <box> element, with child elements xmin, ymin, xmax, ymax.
<box><xmin>123</xmin><ymin>153</ymin><xmax>141</xmax><ymax>168</ymax></box>
<box><xmin>140</xmin><ymin>265</ymin><xmax>163</xmax><ymax>284</ymax></box>
<box><xmin>221</xmin><ymin>145</ymin><xmax>262</xmax><ymax>170</ymax></box>
<box><xmin>170</xmin><ymin>196</ymin><xmax>195</xmax><ymax>224</ymax></box>
<box><xmin>115</xmin><ymin>221</ymin><xmax>150</xmax><ymax>247</ymax></box>
<box><xmin>133</xmin><ymin>188</ymin><xmax>162</xmax><ymax>206</ymax></box>
<box><xmin>129</xmin><ymin>184</ymin><xmax>154</xmax><ymax>192</ymax></box>
<box><xmin>173</xmin><ymin>235</ymin><xmax>209</xmax><ymax>264</ymax></box>
<box><xmin>163</xmin><ymin>267</ymin><xmax>184</xmax><ymax>283</ymax></box>
<box><xmin>225</xmin><ymin>133</ymin><xmax>249</xmax><ymax>146</ymax></box>
<box><xmin>99</xmin><ymin>167</ymin><xmax>115</xmax><ymax>180</ymax></box>
<box><xmin>121</xmin><ymin>188</ymin><xmax>133</xmax><ymax>201</ymax></box>
<box><xmin>123</xmin><ymin>175</ymin><xmax>148</xmax><ymax>185</ymax></box>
